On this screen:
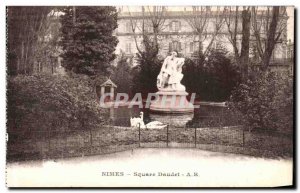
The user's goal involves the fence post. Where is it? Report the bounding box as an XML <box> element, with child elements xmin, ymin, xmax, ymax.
<box><xmin>166</xmin><ymin>125</ymin><xmax>169</xmax><ymax>147</ymax></box>
<box><xmin>89</xmin><ymin>127</ymin><xmax>93</xmax><ymax>155</ymax></box>
<box><xmin>194</xmin><ymin>127</ymin><xmax>197</xmax><ymax>148</ymax></box>
<box><xmin>63</xmin><ymin>128</ymin><xmax>66</xmax><ymax>159</ymax></box>
<box><xmin>138</xmin><ymin>123</ymin><xmax>141</xmax><ymax>148</ymax></box>
<box><xmin>242</xmin><ymin>126</ymin><xmax>245</xmax><ymax>147</ymax></box>
<box><xmin>48</xmin><ymin>127</ymin><xmax>51</xmax><ymax>159</ymax></box>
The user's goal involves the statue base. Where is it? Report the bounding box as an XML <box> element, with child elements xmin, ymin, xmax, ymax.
<box><xmin>149</xmin><ymin>91</ymin><xmax>194</xmax><ymax>114</ymax></box>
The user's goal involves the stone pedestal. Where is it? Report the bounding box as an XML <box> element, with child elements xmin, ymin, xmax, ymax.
<box><xmin>149</xmin><ymin>91</ymin><xmax>194</xmax><ymax>113</ymax></box>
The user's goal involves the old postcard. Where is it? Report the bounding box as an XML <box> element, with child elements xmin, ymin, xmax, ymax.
<box><xmin>6</xmin><ymin>5</ymin><xmax>294</xmax><ymax>187</ymax></box>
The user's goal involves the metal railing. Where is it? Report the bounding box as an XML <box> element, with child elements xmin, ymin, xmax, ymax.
<box><xmin>7</xmin><ymin>119</ymin><xmax>293</xmax><ymax>162</ymax></box>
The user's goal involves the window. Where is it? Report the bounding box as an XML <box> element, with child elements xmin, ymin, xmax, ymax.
<box><xmin>125</xmin><ymin>22</ymin><xmax>131</xmax><ymax>32</ymax></box>
<box><xmin>145</xmin><ymin>23</ymin><xmax>152</xmax><ymax>32</ymax></box>
<box><xmin>169</xmin><ymin>41</ymin><xmax>181</xmax><ymax>52</ymax></box>
<box><xmin>125</xmin><ymin>42</ymin><xmax>132</xmax><ymax>53</ymax></box>
<box><xmin>190</xmin><ymin>42</ymin><xmax>199</xmax><ymax>53</ymax></box>
<box><xmin>169</xmin><ymin>21</ymin><xmax>181</xmax><ymax>32</ymax></box>
<box><xmin>190</xmin><ymin>42</ymin><xmax>194</xmax><ymax>53</ymax></box>
<box><xmin>214</xmin><ymin>42</ymin><xmax>219</xmax><ymax>49</ymax></box>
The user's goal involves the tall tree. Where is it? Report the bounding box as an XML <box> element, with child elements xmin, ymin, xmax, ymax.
<box><xmin>224</xmin><ymin>6</ymin><xmax>251</xmax><ymax>79</ymax></box>
<box><xmin>251</xmin><ymin>6</ymin><xmax>287</xmax><ymax>70</ymax></box>
<box><xmin>111</xmin><ymin>52</ymin><xmax>133</xmax><ymax>96</ymax></box>
<box><xmin>126</xmin><ymin>6</ymin><xmax>166</xmax><ymax>96</ymax></box>
<box><xmin>35</xmin><ymin>10</ymin><xmax>62</xmax><ymax>74</ymax></box>
<box><xmin>7</xmin><ymin>6</ymin><xmax>52</xmax><ymax>75</ymax></box>
<box><xmin>127</xmin><ymin>6</ymin><xmax>166</xmax><ymax>57</ymax></box>
<box><xmin>185</xmin><ymin>6</ymin><xmax>225</xmax><ymax>63</ymax></box>
<box><xmin>60</xmin><ymin>6</ymin><xmax>118</xmax><ymax>76</ymax></box>
<box><xmin>240</xmin><ymin>7</ymin><xmax>251</xmax><ymax>78</ymax></box>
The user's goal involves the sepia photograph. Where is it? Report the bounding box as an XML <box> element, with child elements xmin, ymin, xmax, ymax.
<box><xmin>5</xmin><ymin>5</ymin><xmax>294</xmax><ymax>188</ymax></box>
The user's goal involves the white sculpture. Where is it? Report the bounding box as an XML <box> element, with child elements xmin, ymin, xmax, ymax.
<box><xmin>150</xmin><ymin>51</ymin><xmax>194</xmax><ymax>113</ymax></box>
<box><xmin>130</xmin><ymin>112</ymin><xmax>167</xmax><ymax>129</ymax></box>
<box><xmin>157</xmin><ymin>51</ymin><xmax>186</xmax><ymax>92</ymax></box>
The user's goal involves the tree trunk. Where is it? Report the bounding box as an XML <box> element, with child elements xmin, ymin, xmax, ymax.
<box><xmin>16</xmin><ymin>59</ymin><xmax>19</xmax><ymax>74</ymax></box>
<box><xmin>153</xmin><ymin>27</ymin><xmax>159</xmax><ymax>54</ymax></box>
<box><xmin>198</xmin><ymin>33</ymin><xmax>203</xmax><ymax>54</ymax></box>
<box><xmin>233</xmin><ymin>44</ymin><xmax>240</xmax><ymax>65</ymax></box>
<box><xmin>262</xmin><ymin>7</ymin><xmax>280</xmax><ymax>70</ymax></box>
<box><xmin>240</xmin><ymin>9</ymin><xmax>251</xmax><ymax>79</ymax></box>
<box><xmin>21</xmin><ymin>41</ymin><xmax>24</xmax><ymax>74</ymax></box>
<box><xmin>73</xmin><ymin>6</ymin><xmax>76</xmax><ymax>24</ymax></box>
<box><xmin>24</xmin><ymin>41</ymin><xmax>30</xmax><ymax>74</ymax></box>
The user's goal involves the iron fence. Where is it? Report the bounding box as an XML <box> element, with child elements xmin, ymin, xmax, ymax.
<box><xmin>7</xmin><ymin>119</ymin><xmax>293</xmax><ymax>162</ymax></box>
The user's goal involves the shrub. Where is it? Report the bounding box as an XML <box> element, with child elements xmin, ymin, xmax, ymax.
<box><xmin>131</xmin><ymin>54</ymin><xmax>162</xmax><ymax>98</ymax></box>
<box><xmin>131</xmin><ymin>47</ymin><xmax>240</xmax><ymax>101</ymax></box>
<box><xmin>230</xmin><ymin>71</ymin><xmax>293</xmax><ymax>132</ymax></box>
<box><xmin>7</xmin><ymin>73</ymin><xmax>108</xmax><ymax>133</ymax></box>
<box><xmin>111</xmin><ymin>54</ymin><xmax>134</xmax><ymax>97</ymax></box>
<box><xmin>182</xmin><ymin>48</ymin><xmax>240</xmax><ymax>101</ymax></box>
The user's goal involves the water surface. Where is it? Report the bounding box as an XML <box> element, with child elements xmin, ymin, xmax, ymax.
<box><xmin>109</xmin><ymin>105</ymin><xmax>239</xmax><ymax>128</ymax></box>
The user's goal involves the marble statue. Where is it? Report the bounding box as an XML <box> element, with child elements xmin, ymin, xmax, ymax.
<box><xmin>157</xmin><ymin>51</ymin><xmax>186</xmax><ymax>91</ymax></box>
<box><xmin>150</xmin><ymin>51</ymin><xmax>194</xmax><ymax>113</ymax></box>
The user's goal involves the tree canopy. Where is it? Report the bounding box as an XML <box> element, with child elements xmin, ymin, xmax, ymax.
<box><xmin>7</xmin><ymin>7</ymin><xmax>53</xmax><ymax>75</ymax></box>
<box><xmin>60</xmin><ymin>6</ymin><xmax>118</xmax><ymax>76</ymax></box>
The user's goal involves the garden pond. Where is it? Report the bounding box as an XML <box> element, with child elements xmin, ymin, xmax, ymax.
<box><xmin>108</xmin><ymin>104</ymin><xmax>240</xmax><ymax>128</ymax></box>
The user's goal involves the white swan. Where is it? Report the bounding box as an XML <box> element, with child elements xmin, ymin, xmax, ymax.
<box><xmin>130</xmin><ymin>112</ymin><xmax>167</xmax><ymax>129</ymax></box>
<box><xmin>145</xmin><ymin>120</ymin><xmax>167</xmax><ymax>129</ymax></box>
<box><xmin>130</xmin><ymin>112</ymin><xmax>144</xmax><ymax>127</ymax></box>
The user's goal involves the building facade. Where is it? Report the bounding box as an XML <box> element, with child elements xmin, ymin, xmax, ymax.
<box><xmin>115</xmin><ymin>6</ymin><xmax>289</xmax><ymax>67</ymax></box>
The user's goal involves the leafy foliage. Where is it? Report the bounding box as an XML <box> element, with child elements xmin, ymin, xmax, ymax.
<box><xmin>130</xmin><ymin>35</ymin><xmax>163</xmax><ymax>97</ymax></box>
<box><xmin>111</xmin><ymin>53</ymin><xmax>134</xmax><ymax>97</ymax></box>
<box><xmin>131</xmin><ymin>54</ymin><xmax>162</xmax><ymax>98</ymax></box>
<box><xmin>182</xmin><ymin>48</ymin><xmax>241</xmax><ymax>101</ymax></box>
<box><xmin>230</xmin><ymin>71</ymin><xmax>293</xmax><ymax>132</ymax></box>
<box><xmin>60</xmin><ymin>6</ymin><xmax>118</xmax><ymax>75</ymax></box>
<box><xmin>7</xmin><ymin>74</ymin><xmax>108</xmax><ymax>133</ymax></box>
<box><xmin>130</xmin><ymin>46</ymin><xmax>239</xmax><ymax>101</ymax></box>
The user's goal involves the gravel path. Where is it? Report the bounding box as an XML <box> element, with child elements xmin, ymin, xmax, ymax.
<box><xmin>7</xmin><ymin>148</ymin><xmax>293</xmax><ymax>187</ymax></box>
